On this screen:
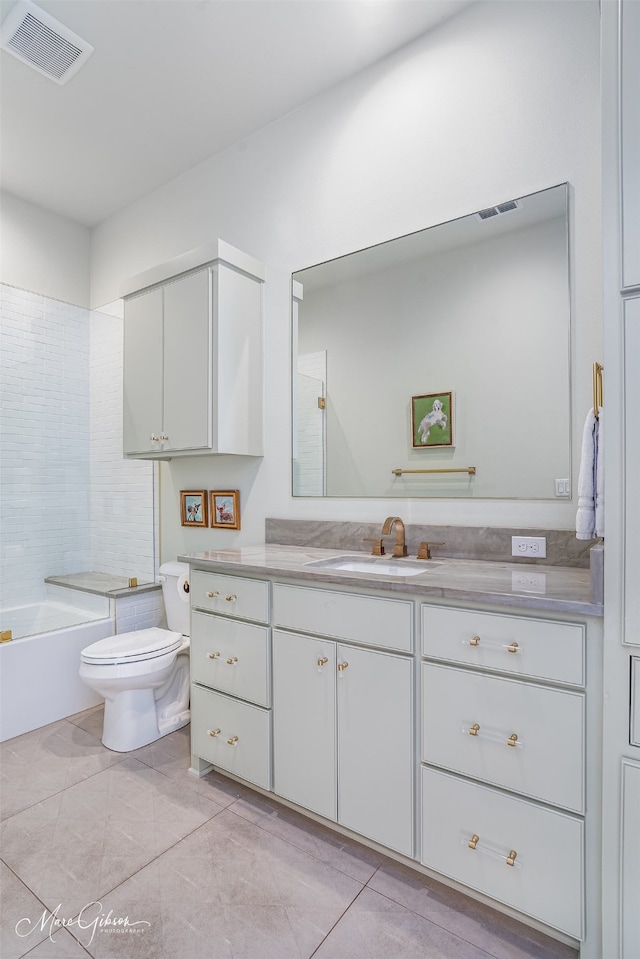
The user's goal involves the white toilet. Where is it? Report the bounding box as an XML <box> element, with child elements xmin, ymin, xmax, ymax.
<box><xmin>79</xmin><ymin>561</ymin><xmax>191</xmax><ymax>752</ymax></box>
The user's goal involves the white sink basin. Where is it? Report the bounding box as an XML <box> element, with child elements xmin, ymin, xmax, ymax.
<box><xmin>305</xmin><ymin>555</ymin><xmax>439</xmax><ymax>576</ymax></box>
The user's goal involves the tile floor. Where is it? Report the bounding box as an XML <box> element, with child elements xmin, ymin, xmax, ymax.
<box><xmin>1</xmin><ymin>707</ymin><xmax>578</xmax><ymax>959</ymax></box>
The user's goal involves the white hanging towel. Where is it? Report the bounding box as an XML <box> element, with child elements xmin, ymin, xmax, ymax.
<box><xmin>576</xmin><ymin>408</ymin><xmax>603</xmax><ymax>540</ymax></box>
<box><xmin>595</xmin><ymin>406</ymin><xmax>604</xmax><ymax>538</ymax></box>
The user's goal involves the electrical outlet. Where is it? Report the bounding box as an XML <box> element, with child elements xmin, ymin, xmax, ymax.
<box><xmin>511</xmin><ymin>571</ymin><xmax>547</xmax><ymax>593</ymax></box>
<box><xmin>511</xmin><ymin>536</ymin><xmax>547</xmax><ymax>558</ymax></box>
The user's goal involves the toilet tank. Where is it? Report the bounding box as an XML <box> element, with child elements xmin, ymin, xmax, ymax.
<box><xmin>158</xmin><ymin>561</ymin><xmax>191</xmax><ymax>636</ymax></box>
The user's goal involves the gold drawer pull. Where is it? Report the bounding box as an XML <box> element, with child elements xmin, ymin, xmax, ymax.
<box><xmin>469</xmin><ymin>636</ymin><xmax>481</xmax><ymax>646</ymax></box>
<box><xmin>208</xmin><ymin>652</ymin><xmax>221</xmax><ymax>660</ymax></box>
<box><xmin>469</xmin><ymin>723</ymin><xmax>480</xmax><ymax>736</ymax></box>
<box><xmin>468</xmin><ymin>834</ymin><xmax>479</xmax><ymax>850</ymax></box>
<box><xmin>226</xmin><ymin>656</ymin><xmax>238</xmax><ymax>666</ymax></box>
<box><xmin>506</xmin><ymin>849</ymin><xmax>518</xmax><ymax>866</ymax></box>
<box><xmin>227</xmin><ymin>735</ymin><xmax>239</xmax><ymax>746</ymax></box>
<box><xmin>207</xmin><ymin>728</ymin><xmax>221</xmax><ymax>738</ymax></box>
<box><xmin>507</xmin><ymin>733</ymin><xmax>519</xmax><ymax>747</ymax></box>
<box><xmin>317</xmin><ymin>656</ymin><xmax>329</xmax><ymax>667</ymax></box>
<box><xmin>226</xmin><ymin>594</ymin><xmax>238</xmax><ymax>602</ymax></box>
<box><xmin>337</xmin><ymin>661</ymin><xmax>349</xmax><ymax>671</ymax></box>
<box><xmin>507</xmin><ymin>642</ymin><xmax>519</xmax><ymax>654</ymax></box>
<box><xmin>206</xmin><ymin>590</ymin><xmax>220</xmax><ymax>598</ymax></box>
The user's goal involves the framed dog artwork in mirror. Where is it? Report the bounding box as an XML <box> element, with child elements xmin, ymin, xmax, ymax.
<box><xmin>411</xmin><ymin>392</ymin><xmax>453</xmax><ymax>449</ymax></box>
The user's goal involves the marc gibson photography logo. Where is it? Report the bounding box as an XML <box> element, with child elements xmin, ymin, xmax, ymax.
<box><xmin>15</xmin><ymin>901</ymin><xmax>151</xmax><ymax>946</ymax></box>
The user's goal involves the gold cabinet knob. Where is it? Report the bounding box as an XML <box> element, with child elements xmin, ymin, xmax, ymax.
<box><xmin>206</xmin><ymin>590</ymin><xmax>220</xmax><ymax>598</ymax></box>
<box><xmin>317</xmin><ymin>656</ymin><xmax>329</xmax><ymax>667</ymax></box>
<box><xmin>150</xmin><ymin>434</ymin><xmax>160</xmax><ymax>442</ymax></box>
<box><xmin>507</xmin><ymin>733</ymin><xmax>518</xmax><ymax>747</ymax></box>
<box><xmin>337</xmin><ymin>661</ymin><xmax>349</xmax><ymax>671</ymax></box>
<box><xmin>469</xmin><ymin>723</ymin><xmax>480</xmax><ymax>736</ymax></box>
<box><xmin>469</xmin><ymin>636</ymin><xmax>481</xmax><ymax>646</ymax></box>
<box><xmin>226</xmin><ymin>594</ymin><xmax>238</xmax><ymax>602</ymax></box>
<box><xmin>468</xmin><ymin>834</ymin><xmax>479</xmax><ymax>850</ymax></box>
<box><xmin>226</xmin><ymin>656</ymin><xmax>238</xmax><ymax>666</ymax></box>
<box><xmin>227</xmin><ymin>735</ymin><xmax>239</xmax><ymax>745</ymax></box>
<box><xmin>207</xmin><ymin>728</ymin><xmax>221</xmax><ymax>738</ymax></box>
<box><xmin>507</xmin><ymin>642</ymin><xmax>519</xmax><ymax>653</ymax></box>
<box><xmin>506</xmin><ymin>849</ymin><xmax>518</xmax><ymax>866</ymax></box>
<box><xmin>208</xmin><ymin>652</ymin><xmax>221</xmax><ymax>660</ymax></box>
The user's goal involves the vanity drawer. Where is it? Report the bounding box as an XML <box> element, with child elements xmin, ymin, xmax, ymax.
<box><xmin>190</xmin><ymin>610</ymin><xmax>270</xmax><ymax>707</ymax></box>
<box><xmin>273</xmin><ymin>583</ymin><xmax>412</xmax><ymax>652</ymax></box>
<box><xmin>422</xmin><ymin>663</ymin><xmax>585</xmax><ymax>812</ymax></box>
<box><xmin>190</xmin><ymin>569</ymin><xmax>269</xmax><ymax>623</ymax></box>
<box><xmin>421</xmin><ymin>767</ymin><xmax>584</xmax><ymax>940</ymax></box>
<box><xmin>422</xmin><ymin>605</ymin><xmax>585</xmax><ymax>686</ymax></box>
<box><xmin>190</xmin><ymin>685</ymin><xmax>271</xmax><ymax>789</ymax></box>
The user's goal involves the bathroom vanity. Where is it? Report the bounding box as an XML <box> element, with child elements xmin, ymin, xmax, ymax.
<box><xmin>181</xmin><ymin>544</ymin><xmax>602</xmax><ymax>957</ymax></box>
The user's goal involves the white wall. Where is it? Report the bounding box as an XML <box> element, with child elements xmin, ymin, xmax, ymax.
<box><xmin>89</xmin><ymin>0</ymin><xmax>601</xmax><ymax>556</ymax></box>
<box><xmin>0</xmin><ymin>192</ymin><xmax>91</xmax><ymax>308</ymax></box>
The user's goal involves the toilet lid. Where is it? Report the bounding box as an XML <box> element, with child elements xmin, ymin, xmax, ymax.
<box><xmin>81</xmin><ymin>628</ymin><xmax>184</xmax><ymax>665</ymax></box>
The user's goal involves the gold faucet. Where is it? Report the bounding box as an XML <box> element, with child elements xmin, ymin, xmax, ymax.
<box><xmin>381</xmin><ymin>516</ymin><xmax>408</xmax><ymax>557</ymax></box>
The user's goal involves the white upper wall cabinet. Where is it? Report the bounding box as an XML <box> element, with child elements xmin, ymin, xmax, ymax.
<box><xmin>122</xmin><ymin>240</ymin><xmax>265</xmax><ymax>459</ymax></box>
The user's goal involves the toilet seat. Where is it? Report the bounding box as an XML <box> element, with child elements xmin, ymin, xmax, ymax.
<box><xmin>81</xmin><ymin>628</ymin><xmax>183</xmax><ymax>666</ymax></box>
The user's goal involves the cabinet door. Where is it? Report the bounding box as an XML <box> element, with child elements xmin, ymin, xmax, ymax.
<box><xmin>272</xmin><ymin>630</ymin><xmax>337</xmax><ymax>820</ymax></box>
<box><xmin>123</xmin><ymin>286</ymin><xmax>163</xmax><ymax>454</ymax></box>
<box><xmin>337</xmin><ymin>645</ymin><xmax>413</xmax><ymax>856</ymax></box>
<box><xmin>163</xmin><ymin>268</ymin><xmax>212</xmax><ymax>452</ymax></box>
<box><xmin>622</xmin><ymin>760</ymin><xmax>640</xmax><ymax>958</ymax></box>
<box><xmin>624</xmin><ymin>297</ymin><xmax>640</xmax><ymax>645</ymax></box>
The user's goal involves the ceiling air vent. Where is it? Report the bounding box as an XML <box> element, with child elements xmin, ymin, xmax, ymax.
<box><xmin>476</xmin><ymin>199</ymin><xmax>520</xmax><ymax>222</ymax></box>
<box><xmin>1</xmin><ymin>0</ymin><xmax>93</xmax><ymax>85</ymax></box>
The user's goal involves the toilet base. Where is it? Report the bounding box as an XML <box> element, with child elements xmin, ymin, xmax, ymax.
<box><xmin>102</xmin><ymin>689</ymin><xmax>189</xmax><ymax>752</ymax></box>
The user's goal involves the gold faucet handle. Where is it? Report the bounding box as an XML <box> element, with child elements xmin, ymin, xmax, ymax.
<box><xmin>363</xmin><ymin>538</ymin><xmax>385</xmax><ymax>556</ymax></box>
<box><xmin>417</xmin><ymin>541</ymin><xmax>445</xmax><ymax>560</ymax></box>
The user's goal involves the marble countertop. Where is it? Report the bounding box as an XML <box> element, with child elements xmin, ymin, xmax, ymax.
<box><xmin>178</xmin><ymin>544</ymin><xmax>602</xmax><ymax>617</ymax></box>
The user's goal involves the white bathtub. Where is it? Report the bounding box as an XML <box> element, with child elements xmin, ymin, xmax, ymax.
<box><xmin>0</xmin><ymin>602</ymin><xmax>114</xmax><ymax>742</ymax></box>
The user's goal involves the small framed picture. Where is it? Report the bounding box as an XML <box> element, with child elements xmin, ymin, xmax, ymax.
<box><xmin>411</xmin><ymin>392</ymin><xmax>454</xmax><ymax>448</ymax></box>
<box><xmin>180</xmin><ymin>490</ymin><xmax>208</xmax><ymax>527</ymax></box>
<box><xmin>210</xmin><ymin>490</ymin><xmax>241</xmax><ymax>530</ymax></box>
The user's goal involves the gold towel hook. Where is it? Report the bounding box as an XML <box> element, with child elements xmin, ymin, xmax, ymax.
<box><xmin>593</xmin><ymin>362</ymin><xmax>604</xmax><ymax>419</ymax></box>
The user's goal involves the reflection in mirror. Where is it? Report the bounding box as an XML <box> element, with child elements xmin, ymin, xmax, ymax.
<box><xmin>292</xmin><ymin>184</ymin><xmax>570</xmax><ymax>499</ymax></box>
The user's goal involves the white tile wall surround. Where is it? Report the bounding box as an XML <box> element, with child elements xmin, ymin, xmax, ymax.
<box><xmin>0</xmin><ymin>285</ymin><xmax>91</xmax><ymax>607</ymax></box>
<box><xmin>114</xmin><ymin>590</ymin><xmax>165</xmax><ymax>634</ymax></box>
<box><xmin>89</xmin><ymin>306</ymin><xmax>157</xmax><ymax>583</ymax></box>
<box><xmin>0</xmin><ymin>285</ymin><xmax>157</xmax><ymax>611</ymax></box>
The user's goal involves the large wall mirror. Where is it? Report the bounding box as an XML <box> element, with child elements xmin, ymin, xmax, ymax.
<box><xmin>292</xmin><ymin>183</ymin><xmax>570</xmax><ymax>499</ymax></box>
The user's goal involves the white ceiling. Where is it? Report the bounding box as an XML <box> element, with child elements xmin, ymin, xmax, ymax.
<box><xmin>0</xmin><ymin>0</ymin><xmax>473</xmax><ymax>228</ymax></box>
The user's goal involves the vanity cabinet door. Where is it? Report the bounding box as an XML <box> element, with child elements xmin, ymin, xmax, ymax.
<box><xmin>272</xmin><ymin>630</ymin><xmax>337</xmax><ymax>821</ymax></box>
<box><xmin>337</xmin><ymin>644</ymin><xmax>413</xmax><ymax>857</ymax></box>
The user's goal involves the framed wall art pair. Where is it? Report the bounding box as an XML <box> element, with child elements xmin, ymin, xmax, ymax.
<box><xmin>180</xmin><ymin>490</ymin><xmax>240</xmax><ymax>529</ymax></box>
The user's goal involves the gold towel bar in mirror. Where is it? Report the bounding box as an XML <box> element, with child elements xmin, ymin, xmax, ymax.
<box><xmin>392</xmin><ymin>466</ymin><xmax>476</xmax><ymax>476</ymax></box>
